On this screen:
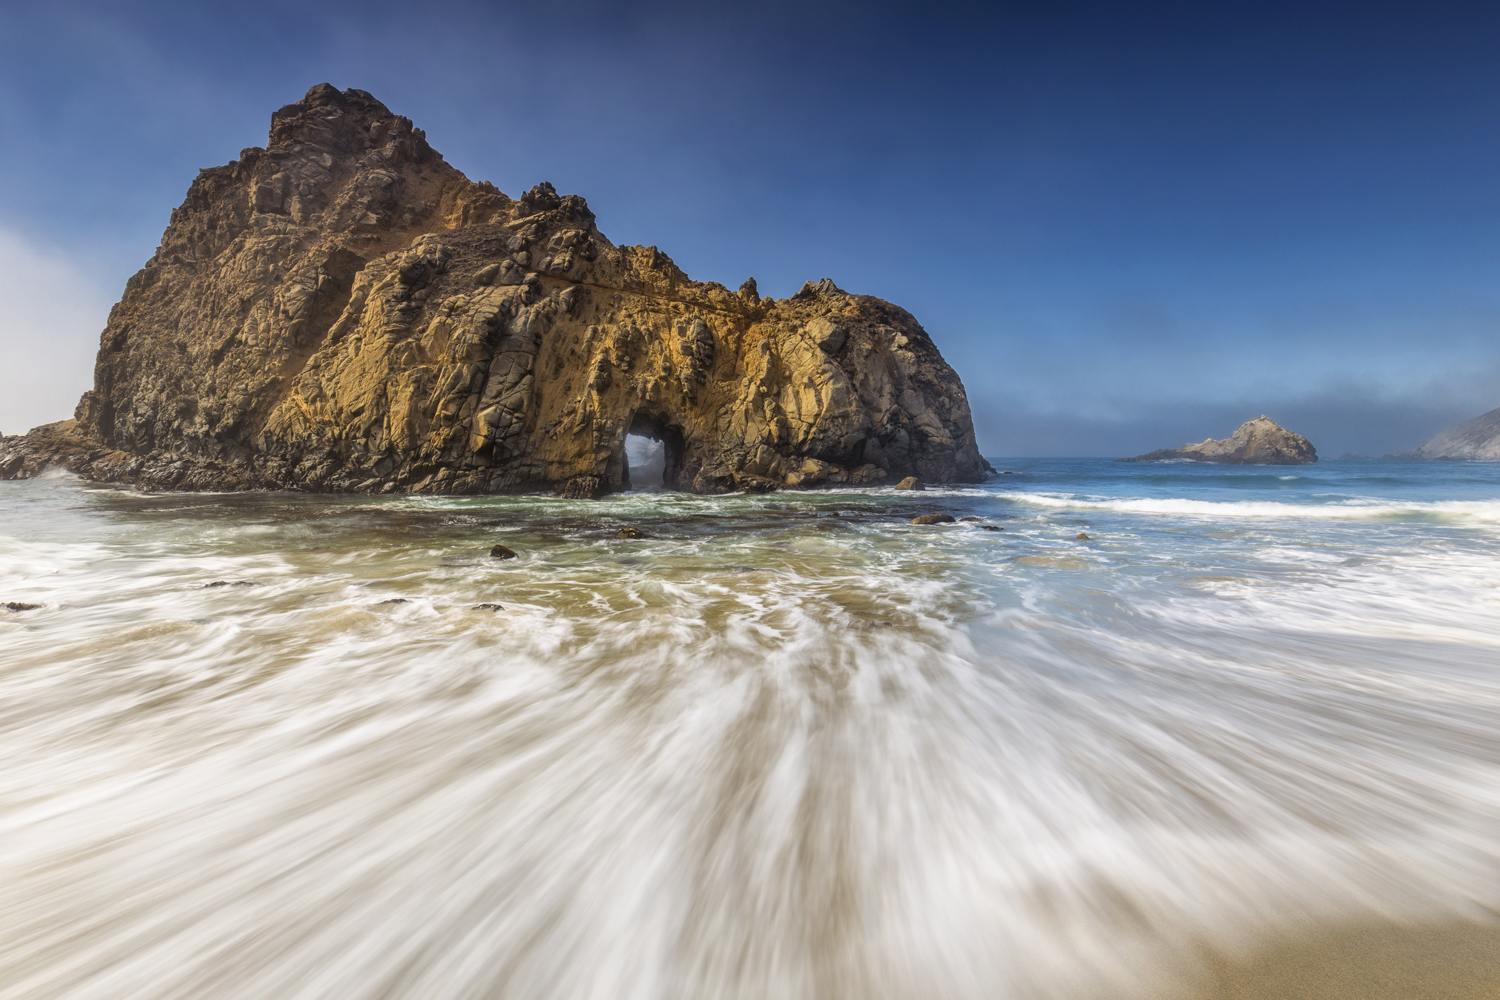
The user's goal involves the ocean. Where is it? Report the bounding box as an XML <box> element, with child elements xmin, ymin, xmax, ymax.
<box><xmin>2</xmin><ymin>459</ymin><xmax>1498</xmax><ymax>999</ymax></box>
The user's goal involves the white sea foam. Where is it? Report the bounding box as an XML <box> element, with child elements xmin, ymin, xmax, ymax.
<box><xmin>1004</xmin><ymin>491</ymin><xmax>1500</xmax><ymax>521</ymax></box>
<box><xmin>1</xmin><ymin>477</ymin><xmax>1499</xmax><ymax>999</ymax></box>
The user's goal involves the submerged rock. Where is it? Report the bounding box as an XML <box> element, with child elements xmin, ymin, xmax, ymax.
<box><xmin>1118</xmin><ymin>416</ymin><xmax>1317</xmax><ymax>465</ymax></box>
<box><xmin>376</xmin><ymin>598</ymin><xmax>410</xmax><ymax>605</ymax></box>
<box><xmin>4</xmin><ymin>602</ymin><xmax>42</xmax><ymax>611</ymax></box>
<box><xmin>1075</xmin><ymin>533</ymin><xmax>1090</xmax><ymax>540</ymax></box>
<box><xmin>981</xmin><ymin>525</ymin><xmax>1003</xmax><ymax>531</ymax></box>
<box><xmin>489</xmin><ymin>544</ymin><xmax>518</xmax><ymax>559</ymax></box>
<box><xmin>910</xmin><ymin>513</ymin><xmax>955</xmax><ymax>525</ymax></box>
<box><xmin>472</xmin><ymin>603</ymin><xmax>504</xmax><ymax>611</ymax></box>
<box><xmin>203</xmin><ymin>580</ymin><xmax>259</xmax><ymax>588</ymax></box>
<box><xmin>0</xmin><ymin>84</ymin><xmax>991</xmax><ymax>496</ymax></box>
<box><xmin>616</xmin><ymin>527</ymin><xmax>643</xmax><ymax>538</ymax></box>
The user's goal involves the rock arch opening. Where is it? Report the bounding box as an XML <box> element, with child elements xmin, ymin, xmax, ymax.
<box><xmin>624</xmin><ymin>434</ymin><xmax>664</xmax><ymax>490</ymax></box>
<box><xmin>624</xmin><ymin>412</ymin><xmax>685</xmax><ymax>491</ymax></box>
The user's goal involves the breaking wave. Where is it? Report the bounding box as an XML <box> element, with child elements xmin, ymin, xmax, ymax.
<box><xmin>1004</xmin><ymin>491</ymin><xmax>1500</xmax><ymax>522</ymax></box>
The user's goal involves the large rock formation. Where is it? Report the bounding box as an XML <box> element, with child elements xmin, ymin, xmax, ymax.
<box><xmin>0</xmin><ymin>84</ymin><xmax>989</xmax><ymax>494</ymax></box>
<box><xmin>1118</xmin><ymin>416</ymin><xmax>1317</xmax><ymax>465</ymax></box>
<box><xmin>1408</xmin><ymin>405</ymin><xmax>1500</xmax><ymax>461</ymax></box>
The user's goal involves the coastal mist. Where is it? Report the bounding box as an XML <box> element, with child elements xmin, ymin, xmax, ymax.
<box><xmin>3</xmin><ymin>461</ymin><xmax>1500</xmax><ymax>999</ymax></box>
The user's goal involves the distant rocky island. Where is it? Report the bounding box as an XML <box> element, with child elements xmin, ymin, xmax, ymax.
<box><xmin>0</xmin><ymin>84</ymin><xmax>989</xmax><ymax>495</ymax></box>
<box><xmin>1404</xmin><ymin>405</ymin><xmax>1500</xmax><ymax>461</ymax></box>
<box><xmin>1118</xmin><ymin>416</ymin><xmax>1317</xmax><ymax>465</ymax></box>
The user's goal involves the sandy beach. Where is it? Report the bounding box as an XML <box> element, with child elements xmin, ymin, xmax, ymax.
<box><xmin>1198</xmin><ymin>920</ymin><xmax>1500</xmax><ymax>999</ymax></box>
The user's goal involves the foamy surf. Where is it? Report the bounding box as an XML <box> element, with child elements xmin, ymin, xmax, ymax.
<box><xmin>1</xmin><ymin>458</ymin><xmax>1498</xmax><ymax>999</ymax></box>
<box><xmin>1005</xmin><ymin>491</ymin><xmax>1500</xmax><ymax>521</ymax></box>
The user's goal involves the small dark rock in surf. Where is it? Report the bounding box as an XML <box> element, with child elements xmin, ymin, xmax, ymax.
<box><xmin>910</xmin><ymin>513</ymin><xmax>956</xmax><ymax>525</ymax></box>
<box><xmin>377</xmin><ymin>598</ymin><xmax>410</xmax><ymax>605</ymax></box>
<box><xmin>1076</xmin><ymin>533</ymin><xmax>1090</xmax><ymax>540</ymax></box>
<box><xmin>490</xmin><ymin>544</ymin><xmax>518</xmax><ymax>559</ymax></box>
<box><xmin>203</xmin><ymin>581</ymin><xmax>259</xmax><ymax>588</ymax></box>
<box><xmin>617</xmin><ymin>527</ymin><xmax>644</xmax><ymax>538</ymax></box>
<box><xmin>960</xmin><ymin>516</ymin><xmax>981</xmax><ymax>522</ymax></box>
<box><xmin>4</xmin><ymin>602</ymin><xmax>42</xmax><ymax>611</ymax></box>
<box><xmin>894</xmin><ymin>477</ymin><xmax>925</xmax><ymax>491</ymax></box>
<box><xmin>981</xmin><ymin>525</ymin><xmax>1003</xmax><ymax>531</ymax></box>
<box><xmin>473</xmin><ymin>603</ymin><xmax>505</xmax><ymax>611</ymax></box>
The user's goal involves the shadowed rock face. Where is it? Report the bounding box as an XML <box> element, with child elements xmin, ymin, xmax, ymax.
<box><xmin>1118</xmin><ymin>416</ymin><xmax>1317</xmax><ymax>465</ymax></box>
<box><xmin>0</xmin><ymin>84</ymin><xmax>990</xmax><ymax>494</ymax></box>
<box><xmin>1410</xmin><ymin>405</ymin><xmax>1500</xmax><ymax>461</ymax></box>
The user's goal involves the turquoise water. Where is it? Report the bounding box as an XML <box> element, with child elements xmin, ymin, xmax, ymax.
<box><xmin>1</xmin><ymin>460</ymin><xmax>1498</xmax><ymax>999</ymax></box>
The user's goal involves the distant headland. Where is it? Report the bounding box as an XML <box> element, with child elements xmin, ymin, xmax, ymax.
<box><xmin>1402</xmin><ymin>405</ymin><xmax>1500</xmax><ymax>461</ymax></box>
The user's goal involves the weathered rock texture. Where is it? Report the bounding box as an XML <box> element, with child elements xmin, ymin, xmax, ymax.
<box><xmin>1118</xmin><ymin>416</ymin><xmax>1317</xmax><ymax>465</ymax></box>
<box><xmin>0</xmin><ymin>84</ymin><xmax>989</xmax><ymax>494</ymax></box>
<box><xmin>1409</xmin><ymin>405</ymin><xmax>1500</xmax><ymax>461</ymax></box>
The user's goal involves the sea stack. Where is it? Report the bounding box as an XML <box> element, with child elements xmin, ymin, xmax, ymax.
<box><xmin>0</xmin><ymin>84</ymin><xmax>990</xmax><ymax>495</ymax></box>
<box><xmin>1119</xmin><ymin>416</ymin><xmax>1317</xmax><ymax>465</ymax></box>
<box><xmin>1408</xmin><ymin>405</ymin><xmax>1500</xmax><ymax>461</ymax></box>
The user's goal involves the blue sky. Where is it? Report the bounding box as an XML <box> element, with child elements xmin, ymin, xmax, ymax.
<box><xmin>2</xmin><ymin>0</ymin><xmax>1498</xmax><ymax>456</ymax></box>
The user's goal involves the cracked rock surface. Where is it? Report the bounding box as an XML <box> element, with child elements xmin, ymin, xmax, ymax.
<box><xmin>1</xmin><ymin>84</ymin><xmax>991</xmax><ymax>495</ymax></box>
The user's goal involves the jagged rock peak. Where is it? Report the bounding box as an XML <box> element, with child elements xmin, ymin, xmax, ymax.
<box><xmin>0</xmin><ymin>85</ymin><xmax>990</xmax><ymax>495</ymax></box>
<box><xmin>1118</xmin><ymin>415</ymin><xmax>1317</xmax><ymax>465</ymax></box>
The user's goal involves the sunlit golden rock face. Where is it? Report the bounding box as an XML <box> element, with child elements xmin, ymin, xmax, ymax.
<box><xmin>5</xmin><ymin>84</ymin><xmax>990</xmax><ymax>493</ymax></box>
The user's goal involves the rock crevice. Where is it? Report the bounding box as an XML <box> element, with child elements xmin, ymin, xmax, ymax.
<box><xmin>2</xmin><ymin>84</ymin><xmax>990</xmax><ymax>494</ymax></box>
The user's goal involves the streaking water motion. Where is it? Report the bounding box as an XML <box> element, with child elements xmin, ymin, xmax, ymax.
<box><xmin>1</xmin><ymin>460</ymin><xmax>1498</xmax><ymax>999</ymax></box>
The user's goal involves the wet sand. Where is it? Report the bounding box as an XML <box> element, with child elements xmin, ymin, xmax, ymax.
<box><xmin>1197</xmin><ymin>920</ymin><xmax>1500</xmax><ymax>1000</ymax></box>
